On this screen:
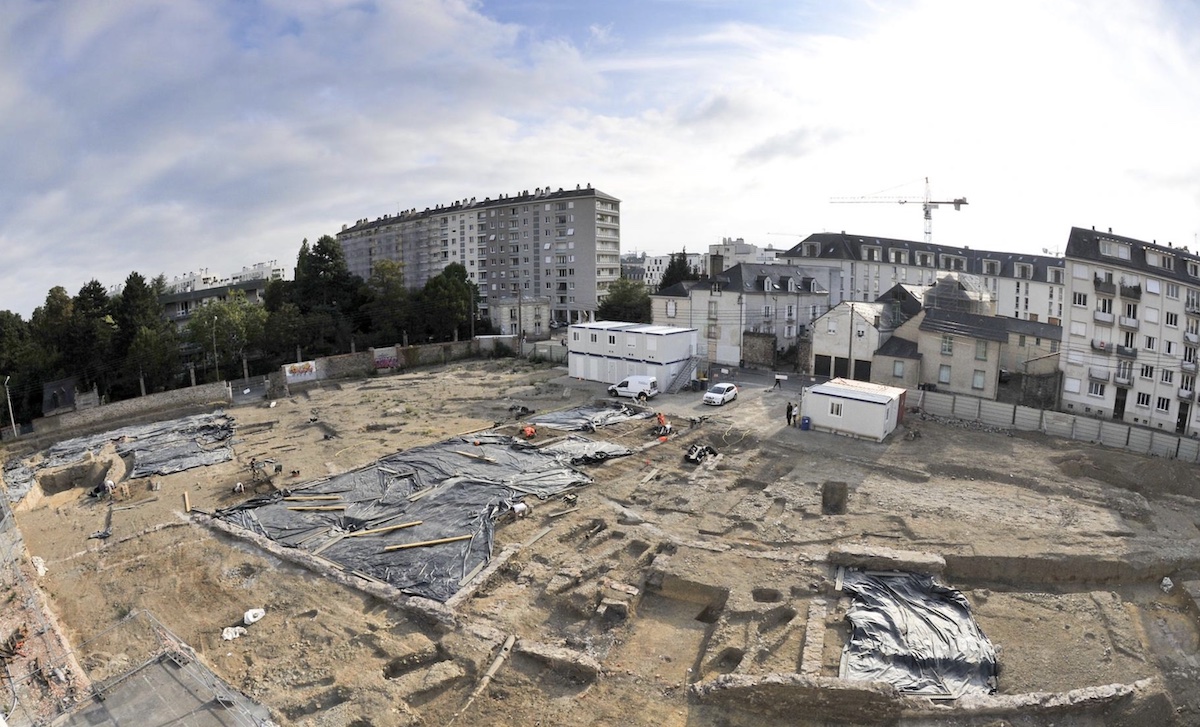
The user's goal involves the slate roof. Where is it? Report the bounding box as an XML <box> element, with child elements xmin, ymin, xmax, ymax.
<box><xmin>707</xmin><ymin>263</ymin><xmax>828</xmax><ymax>294</ymax></box>
<box><xmin>1065</xmin><ymin>226</ymin><xmax>1200</xmax><ymax>285</ymax></box>
<box><xmin>876</xmin><ymin>336</ymin><xmax>922</xmax><ymax>359</ymax></box>
<box><xmin>782</xmin><ymin>231</ymin><xmax>1062</xmax><ymax>282</ymax></box>
<box><xmin>918</xmin><ymin>308</ymin><xmax>1010</xmax><ymax>343</ymax></box>
<box><xmin>1001</xmin><ymin>317</ymin><xmax>1062</xmax><ymax>339</ymax></box>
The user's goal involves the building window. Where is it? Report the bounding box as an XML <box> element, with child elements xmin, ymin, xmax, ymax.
<box><xmin>941</xmin><ymin>335</ymin><xmax>953</xmax><ymax>355</ymax></box>
<box><xmin>893</xmin><ymin>360</ymin><xmax>905</xmax><ymax>378</ymax></box>
<box><xmin>975</xmin><ymin>340</ymin><xmax>988</xmax><ymax>360</ymax></box>
<box><xmin>1145</xmin><ymin>335</ymin><xmax>1157</xmax><ymax>351</ymax></box>
<box><xmin>1157</xmin><ymin>396</ymin><xmax>1171</xmax><ymax>413</ymax></box>
<box><xmin>666</xmin><ymin>301</ymin><xmax>677</xmax><ymax>318</ymax></box>
<box><xmin>1099</xmin><ymin>239</ymin><xmax>1132</xmax><ymax>260</ymax></box>
<box><xmin>608</xmin><ymin>335</ymin><xmax>616</xmax><ymax>345</ymax></box>
<box><xmin>1166</xmin><ymin>312</ymin><xmax>1179</xmax><ymax>327</ymax></box>
<box><xmin>972</xmin><ymin>370</ymin><xmax>985</xmax><ymax>389</ymax></box>
<box><xmin>1072</xmin><ymin>292</ymin><xmax>1087</xmax><ymax>307</ymax></box>
<box><xmin>1125</xmin><ymin>302</ymin><xmax>1139</xmax><ymax>319</ymax></box>
<box><xmin>1141</xmin><ymin>364</ymin><xmax>1155</xmax><ymax>379</ymax></box>
<box><xmin>938</xmin><ymin>364</ymin><xmax>951</xmax><ymax>384</ymax></box>
<box><xmin>1136</xmin><ymin>392</ymin><xmax>1151</xmax><ymax>407</ymax></box>
<box><xmin>829</xmin><ymin>400</ymin><xmax>843</xmax><ymax>417</ymax></box>
<box><xmin>1166</xmin><ymin>340</ymin><xmax>1177</xmax><ymax>356</ymax></box>
<box><xmin>1088</xmin><ymin>381</ymin><xmax>1105</xmax><ymax>397</ymax></box>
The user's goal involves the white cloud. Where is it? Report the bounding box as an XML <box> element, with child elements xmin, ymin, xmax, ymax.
<box><xmin>1</xmin><ymin>0</ymin><xmax>1198</xmax><ymax>317</ymax></box>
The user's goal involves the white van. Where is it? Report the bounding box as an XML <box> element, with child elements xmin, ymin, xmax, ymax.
<box><xmin>608</xmin><ymin>375</ymin><xmax>659</xmax><ymax>401</ymax></box>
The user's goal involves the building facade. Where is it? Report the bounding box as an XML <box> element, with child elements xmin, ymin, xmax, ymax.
<box><xmin>1060</xmin><ymin>226</ymin><xmax>1200</xmax><ymax>435</ymax></box>
<box><xmin>649</xmin><ymin>263</ymin><xmax>828</xmax><ymax>367</ymax></box>
<box><xmin>780</xmin><ymin>232</ymin><xmax>1064</xmax><ymax>324</ymax></box>
<box><xmin>337</xmin><ymin>185</ymin><xmax>620</xmax><ymax>325</ymax></box>
<box><xmin>158</xmin><ymin>261</ymin><xmax>287</xmax><ymax>327</ymax></box>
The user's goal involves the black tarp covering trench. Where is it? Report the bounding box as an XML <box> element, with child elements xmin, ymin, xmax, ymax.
<box><xmin>840</xmin><ymin>569</ymin><xmax>998</xmax><ymax>698</ymax></box>
<box><xmin>526</xmin><ymin>402</ymin><xmax>653</xmax><ymax>431</ymax></box>
<box><xmin>216</xmin><ymin>433</ymin><xmax>593</xmax><ymax>602</ymax></box>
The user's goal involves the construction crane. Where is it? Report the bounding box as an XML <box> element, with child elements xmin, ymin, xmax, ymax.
<box><xmin>829</xmin><ymin>177</ymin><xmax>967</xmax><ymax>243</ymax></box>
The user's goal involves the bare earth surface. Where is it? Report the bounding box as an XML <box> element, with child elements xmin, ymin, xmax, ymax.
<box><xmin>4</xmin><ymin>358</ymin><xmax>1200</xmax><ymax>726</ymax></box>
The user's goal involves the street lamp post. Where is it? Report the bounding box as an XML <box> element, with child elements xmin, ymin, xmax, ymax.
<box><xmin>212</xmin><ymin>317</ymin><xmax>221</xmax><ymax>382</ymax></box>
<box><xmin>4</xmin><ymin>376</ymin><xmax>16</xmax><ymax>440</ymax></box>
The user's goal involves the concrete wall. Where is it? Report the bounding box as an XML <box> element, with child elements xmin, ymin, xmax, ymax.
<box><xmin>908</xmin><ymin>387</ymin><xmax>1200</xmax><ymax>466</ymax></box>
<box><xmin>32</xmin><ymin>381</ymin><xmax>231</xmax><ymax>436</ymax></box>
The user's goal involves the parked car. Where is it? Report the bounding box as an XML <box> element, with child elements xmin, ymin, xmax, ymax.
<box><xmin>608</xmin><ymin>375</ymin><xmax>660</xmax><ymax>401</ymax></box>
<box><xmin>998</xmin><ymin>368</ymin><xmax>1011</xmax><ymax>384</ymax></box>
<box><xmin>703</xmin><ymin>383</ymin><xmax>738</xmax><ymax>406</ymax></box>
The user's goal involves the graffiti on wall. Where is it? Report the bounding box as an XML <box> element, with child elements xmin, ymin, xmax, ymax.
<box><xmin>284</xmin><ymin>361</ymin><xmax>318</xmax><ymax>384</ymax></box>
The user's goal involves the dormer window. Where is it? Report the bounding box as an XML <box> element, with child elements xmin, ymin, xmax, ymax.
<box><xmin>862</xmin><ymin>246</ymin><xmax>882</xmax><ymax>262</ymax></box>
<box><xmin>1014</xmin><ymin>263</ymin><xmax>1033</xmax><ymax>280</ymax></box>
<box><xmin>1099</xmin><ymin>238</ymin><xmax>1132</xmax><ymax>260</ymax></box>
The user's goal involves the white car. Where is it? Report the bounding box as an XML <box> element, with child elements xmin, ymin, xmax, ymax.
<box><xmin>703</xmin><ymin>383</ymin><xmax>738</xmax><ymax>406</ymax></box>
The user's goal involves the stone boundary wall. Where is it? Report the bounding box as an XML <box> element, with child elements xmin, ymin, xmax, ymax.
<box><xmin>691</xmin><ymin>673</ymin><xmax>1169</xmax><ymax>725</ymax></box>
<box><xmin>907</xmin><ymin>388</ymin><xmax>1200</xmax><ymax>465</ymax></box>
<box><xmin>31</xmin><ymin>382</ymin><xmax>231</xmax><ymax>437</ymax></box>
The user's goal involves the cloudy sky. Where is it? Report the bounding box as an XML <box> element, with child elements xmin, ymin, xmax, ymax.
<box><xmin>2</xmin><ymin>0</ymin><xmax>1198</xmax><ymax>318</ymax></box>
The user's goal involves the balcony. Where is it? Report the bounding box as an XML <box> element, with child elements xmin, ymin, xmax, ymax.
<box><xmin>1179</xmin><ymin>388</ymin><xmax>1195</xmax><ymax>402</ymax></box>
<box><xmin>1115</xmin><ymin>345</ymin><xmax>1138</xmax><ymax>359</ymax></box>
<box><xmin>1186</xmin><ymin>302</ymin><xmax>1200</xmax><ymax>316</ymax></box>
<box><xmin>1118</xmin><ymin>316</ymin><xmax>1140</xmax><ymax>330</ymax></box>
<box><xmin>1114</xmin><ymin>374</ymin><xmax>1133</xmax><ymax>386</ymax></box>
<box><xmin>1184</xmin><ymin>360</ymin><xmax>1198</xmax><ymax>374</ymax></box>
<box><xmin>1093</xmin><ymin>277</ymin><xmax>1116</xmax><ymax>295</ymax></box>
<box><xmin>1185</xmin><ymin>332</ymin><xmax>1200</xmax><ymax>345</ymax></box>
<box><xmin>1093</xmin><ymin>310</ymin><xmax>1115</xmax><ymax>325</ymax></box>
<box><xmin>1091</xmin><ymin>339</ymin><xmax>1113</xmax><ymax>355</ymax></box>
<box><xmin>1119</xmin><ymin>283</ymin><xmax>1142</xmax><ymax>300</ymax></box>
<box><xmin>1088</xmin><ymin>366</ymin><xmax>1110</xmax><ymax>381</ymax></box>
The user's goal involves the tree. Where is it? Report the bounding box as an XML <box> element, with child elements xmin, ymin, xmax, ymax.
<box><xmin>657</xmin><ymin>251</ymin><xmax>700</xmax><ymax>292</ymax></box>
<box><xmin>113</xmin><ymin>272</ymin><xmax>175</xmax><ymax>397</ymax></box>
<box><xmin>70</xmin><ymin>280</ymin><xmax>116</xmax><ymax>396</ymax></box>
<box><xmin>419</xmin><ymin>263</ymin><xmax>476</xmax><ymax>341</ymax></box>
<box><xmin>364</xmin><ymin>259</ymin><xmax>411</xmax><ymax>346</ymax></box>
<box><xmin>597</xmin><ymin>277</ymin><xmax>653</xmax><ymax>323</ymax></box>
<box><xmin>295</xmin><ymin>235</ymin><xmax>358</xmax><ymax>313</ymax></box>
<box><xmin>127</xmin><ymin>324</ymin><xmax>181</xmax><ymax>393</ymax></box>
<box><xmin>186</xmin><ymin>291</ymin><xmax>267</xmax><ymax>382</ymax></box>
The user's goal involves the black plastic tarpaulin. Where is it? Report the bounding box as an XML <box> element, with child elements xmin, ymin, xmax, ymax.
<box><xmin>527</xmin><ymin>402</ymin><xmax>653</xmax><ymax>431</ymax></box>
<box><xmin>4</xmin><ymin>412</ymin><xmax>235</xmax><ymax>503</ymax></box>
<box><xmin>840</xmin><ymin>570</ymin><xmax>997</xmax><ymax>698</ymax></box>
<box><xmin>217</xmin><ymin>433</ymin><xmax>594</xmax><ymax>602</ymax></box>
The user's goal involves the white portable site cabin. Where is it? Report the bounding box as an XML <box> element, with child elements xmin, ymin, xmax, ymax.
<box><xmin>568</xmin><ymin>321</ymin><xmax>698</xmax><ymax>389</ymax></box>
<box><xmin>801</xmin><ymin>378</ymin><xmax>907</xmax><ymax>442</ymax></box>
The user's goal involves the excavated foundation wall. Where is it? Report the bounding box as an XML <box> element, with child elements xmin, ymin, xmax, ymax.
<box><xmin>32</xmin><ymin>382</ymin><xmax>231</xmax><ymax>436</ymax></box>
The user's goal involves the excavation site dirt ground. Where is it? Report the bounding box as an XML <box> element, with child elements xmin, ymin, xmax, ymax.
<box><xmin>4</xmin><ymin>358</ymin><xmax>1200</xmax><ymax>726</ymax></box>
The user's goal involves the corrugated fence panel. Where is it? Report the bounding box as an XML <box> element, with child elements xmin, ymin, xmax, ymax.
<box><xmin>1126</xmin><ymin>428</ymin><xmax>1153</xmax><ymax>454</ymax></box>
<box><xmin>1043</xmin><ymin>411</ymin><xmax>1075</xmax><ymax>439</ymax></box>
<box><xmin>953</xmin><ymin>397</ymin><xmax>982</xmax><ymax>420</ymax></box>
<box><xmin>978</xmin><ymin>400</ymin><xmax>1015</xmax><ymax>428</ymax></box>
<box><xmin>923</xmin><ymin>392</ymin><xmax>956</xmax><ymax>417</ymax></box>
<box><xmin>1013</xmin><ymin>407</ymin><xmax>1043</xmax><ymax>431</ymax></box>
<box><xmin>1098</xmin><ymin>421</ymin><xmax>1130</xmax><ymax>449</ymax></box>
<box><xmin>1177</xmin><ymin>437</ymin><xmax>1200</xmax><ymax>463</ymax></box>
<box><xmin>1150</xmin><ymin>432</ymin><xmax>1180</xmax><ymax>458</ymax></box>
<box><xmin>1073</xmin><ymin>418</ymin><xmax>1102</xmax><ymax>443</ymax></box>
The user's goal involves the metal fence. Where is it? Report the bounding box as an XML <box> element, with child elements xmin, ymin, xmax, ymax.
<box><xmin>909</xmin><ymin>388</ymin><xmax>1200</xmax><ymax>463</ymax></box>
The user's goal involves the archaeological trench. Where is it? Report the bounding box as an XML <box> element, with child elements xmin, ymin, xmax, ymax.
<box><xmin>1</xmin><ymin>360</ymin><xmax>1199</xmax><ymax>726</ymax></box>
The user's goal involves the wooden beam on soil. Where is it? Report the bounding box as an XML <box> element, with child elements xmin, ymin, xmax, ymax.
<box><xmin>382</xmin><ymin>534</ymin><xmax>472</xmax><ymax>552</ymax></box>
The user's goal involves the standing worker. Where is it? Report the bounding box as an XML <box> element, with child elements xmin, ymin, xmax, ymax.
<box><xmin>786</xmin><ymin>402</ymin><xmax>794</xmax><ymax>427</ymax></box>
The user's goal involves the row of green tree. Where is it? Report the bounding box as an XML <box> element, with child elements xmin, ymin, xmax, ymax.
<box><xmin>0</xmin><ymin>236</ymin><xmax>484</xmax><ymax>426</ymax></box>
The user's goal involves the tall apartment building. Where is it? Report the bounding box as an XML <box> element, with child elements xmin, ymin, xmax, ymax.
<box><xmin>1060</xmin><ymin>226</ymin><xmax>1200</xmax><ymax>435</ymax></box>
<box><xmin>337</xmin><ymin>185</ymin><xmax>621</xmax><ymax>325</ymax></box>
<box><xmin>780</xmin><ymin>232</ymin><xmax>1065</xmax><ymax>324</ymax></box>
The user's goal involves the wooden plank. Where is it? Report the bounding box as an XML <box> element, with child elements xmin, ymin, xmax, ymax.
<box><xmin>382</xmin><ymin>534</ymin><xmax>472</xmax><ymax>552</ymax></box>
<box><xmin>345</xmin><ymin>520</ymin><xmax>423</xmax><ymax>538</ymax></box>
<box><xmin>286</xmin><ymin>505</ymin><xmax>346</xmax><ymax>512</ymax></box>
